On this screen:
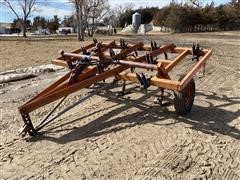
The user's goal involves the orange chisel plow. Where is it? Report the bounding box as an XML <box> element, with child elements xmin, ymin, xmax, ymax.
<box><xmin>18</xmin><ymin>38</ymin><xmax>212</xmax><ymax>137</ymax></box>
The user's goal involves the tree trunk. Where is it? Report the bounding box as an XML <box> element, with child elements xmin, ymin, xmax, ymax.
<box><xmin>90</xmin><ymin>17</ymin><xmax>95</xmax><ymax>37</ymax></box>
<box><xmin>86</xmin><ymin>19</ymin><xmax>92</xmax><ymax>37</ymax></box>
<box><xmin>75</xmin><ymin>1</ymin><xmax>84</xmax><ymax>41</ymax></box>
<box><xmin>22</xmin><ymin>25</ymin><xmax>27</xmax><ymax>37</ymax></box>
<box><xmin>75</xmin><ymin>2</ymin><xmax>81</xmax><ymax>41</ymax></box>
<box><xmin>79</xmin><ymin>1</ymin><xmax>84</xmax><ymax>41</ymax></box>
<box><xmin>87</xmin><ymin>23</ymin><xmax>91</xmax><ymax>36</ymax></box>
<box><xmin>22</xmin><ymin>19</ymin><xmax>27</xmax><ymax>38</ymax></box>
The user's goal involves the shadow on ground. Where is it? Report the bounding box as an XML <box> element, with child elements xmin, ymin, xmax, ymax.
<box><xmin>29</xmin><ymin>86</ymin><xmax>240</xmax><ymax>143</ymax></box>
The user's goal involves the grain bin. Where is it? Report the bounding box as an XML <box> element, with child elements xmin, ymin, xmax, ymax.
<box><xmin>132</xmin><ymin>12</ymin><xmax>141</xmax><ymax>32</ymax></box>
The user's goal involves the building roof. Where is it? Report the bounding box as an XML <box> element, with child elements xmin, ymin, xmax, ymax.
<box><xmin>0</xmin><ymin>23</ymin><xmax>12</xmax><ymax>28</ymax></box>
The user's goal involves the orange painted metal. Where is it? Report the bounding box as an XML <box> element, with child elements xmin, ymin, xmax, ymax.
<box><xmin>18</xmin><ymin>40</ymin><xmax>212</xmax><ymax>137</ymax></box>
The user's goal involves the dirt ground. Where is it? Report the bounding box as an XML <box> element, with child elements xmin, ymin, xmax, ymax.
<box><xmin>0</xmin><ymin>32</ymin><xmax>240</xmax><ymax>179</ymax></box>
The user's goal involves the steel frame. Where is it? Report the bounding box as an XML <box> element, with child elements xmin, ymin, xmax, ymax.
<box><xmin>18</xmin><ymin>39</ymin><xmax>212</xmax><ymax>137</ymax></box>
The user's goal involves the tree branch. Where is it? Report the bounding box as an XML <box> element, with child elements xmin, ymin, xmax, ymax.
<box><xmin>0</xmin><ymin>0</ymin><xmax>20</xmax><ymax>19</ymax></box>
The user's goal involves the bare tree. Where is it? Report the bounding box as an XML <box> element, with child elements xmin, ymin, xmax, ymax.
<box><xmin>114</xmin><ymin>3</ymin><xmax>134</xmax><ymax>27</ymax></box>
<box><xmin>0</xmin><ymin>0</ymin><xmax>36</xmax><ymax>37</ymax></box>
<box><xmin>84</xmin><ymin>0</ymin><xmax>109</xmax><ymax>36</ymax></box>
<box><xmin>71</xmin><ymin>0</ymin><xmax>85</xmax><ymax>41</ymax></box>
<box><xmin>103</xmin><ymin>3</ymin><xmax>134</xmax><ymax>28</ymax></box>
<box><xmin>71</xmin><ymin>0</ymin><xmax>109</xmax><ymax>40</ymax></box>
<box><xmin>186</xmin><ymin>0</ymin><xmax>201</xmax><ymax>7</ymax></box>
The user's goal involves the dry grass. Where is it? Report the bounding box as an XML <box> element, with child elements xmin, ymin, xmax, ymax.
<box><xmin>0</xmin><ymin>32</ymin><xmax>240</xmax><ymax>179</ymax></box>
<box><xmin>0</xmin><ymin>36</ymin><xmax>121</xmax><ymax>72</ymax></box>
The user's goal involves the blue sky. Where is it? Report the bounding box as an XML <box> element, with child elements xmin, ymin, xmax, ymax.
<box><xmin>0</xmin><ymin>0</ymin><xmax>231</xmax><ymax>23</ymax></box>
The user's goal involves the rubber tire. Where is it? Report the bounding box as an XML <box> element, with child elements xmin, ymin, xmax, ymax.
<box><xmin>174</xmin><ymin>76</ymin><xmax>195</xmax><ymax>115</ymax></box>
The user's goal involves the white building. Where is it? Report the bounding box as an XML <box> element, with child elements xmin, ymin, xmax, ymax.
<box><xmin>57</xmin><ymin>27</ymin><xmax>74</xmax><ymax>34</ymax></box>
<box><xmin>0</xmin><ymin>23</ymin><xmax>11</xmax><ymax>34</ymax></box>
